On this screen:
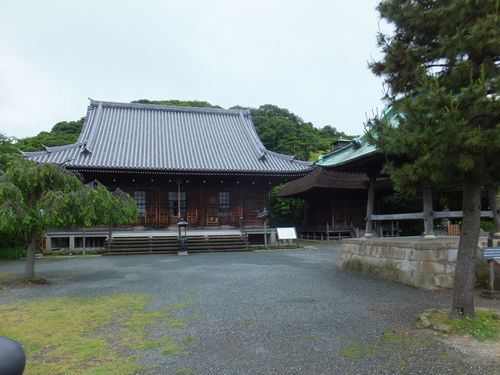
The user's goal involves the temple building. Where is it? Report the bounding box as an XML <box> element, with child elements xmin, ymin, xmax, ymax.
<box><xmin>25</xmin><ymin>100</ymin><xmax>312</xmax><ymax>251</ymax></box>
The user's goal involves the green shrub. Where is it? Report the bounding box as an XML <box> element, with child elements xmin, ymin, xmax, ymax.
<box><xmin>480</xmin><ymin>220</ymin><xmax>494</xmax><ymax>233</ymax></box>
<box><xmin>0</xmin><ymin>242</ymin><xmax>25</xmax><ymax>259</ymax></box>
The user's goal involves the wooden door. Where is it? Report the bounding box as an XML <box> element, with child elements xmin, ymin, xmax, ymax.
<box><xmin>168</xmin><ymin>191</ymin><xmax>187</xmax><ymax>224</ymax></box>
<box><xmin>243</xmin><ymin>192</ymin><xmax>264</xmax><ymax>227</ymax></box>
<box><xmin>158</xmin><ymin>192</ymin><xmax>169</xmax><ymax>227</ymax></box>
<box><xmin>219</xmin><ymin>191</ymin><xmax>231</xmax><ymax>225</ymax></box>
<box><xmin>145</xmin><ymin>192</ymin><xmax>158</xmax><ymax>227</ymax></box>
<box><xmin>187</xmin><ymin>191</ymin><xmax>199</xmax><ymax>225</ymax></box>
<box><xmin>207</xmin><ymin>191</ymin><xmax>219</xmax><ymax>225</ymax></box>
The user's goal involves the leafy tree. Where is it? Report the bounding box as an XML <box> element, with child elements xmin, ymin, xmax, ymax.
<box><xmin>0</xmin><ymin>133</ymin><xmax>21</xmax><ymax>171</ymax></box>
<box><xmin>0</xmin><ymin>159</ymin><xmax>137</xmax><ymax>279</ymax></box>
<box><xmin>369</xmin><ymin>0</ymin><xmax>500</xmax><ymax>318</ymax></box>
<box><xmin>269</xmin><ymin>185</ymin><xmax>309</xmax><ymax>227</ymax></box>
<box><xmin>15</xmin><ymin>118</ymin><xmax>85</xmax><ymax>151</ymax></box>
<box><xmin>246</xmin><ymin>104</ymin><xmax>349</xmax><ymax>160</ymax></box>
<box><xmin>43</xmin><ymin>182</ymin><xmax>136</xmax><ymax>251</ymax></box>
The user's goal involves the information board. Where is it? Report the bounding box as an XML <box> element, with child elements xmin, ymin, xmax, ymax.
<box><xmin>277</xmin><ymin>227</ymin><xmax>297</xmax><ymax>240</ymax></box>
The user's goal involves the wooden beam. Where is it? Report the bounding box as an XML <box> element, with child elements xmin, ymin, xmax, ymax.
<box><xmin>371</xmin><ymin>210</ymin><xmax>494</xmax><ymax>221</ymax></box>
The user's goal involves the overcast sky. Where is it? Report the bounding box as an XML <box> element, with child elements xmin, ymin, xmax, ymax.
<box><xmin>0</xmin><ymin>0</ymin><xmax>388</xmax><ymax>139</ymax></box>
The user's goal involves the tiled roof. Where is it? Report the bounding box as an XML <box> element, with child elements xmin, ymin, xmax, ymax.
<box><xmin>24</xmin><ymin>100</ymin><xmax>312</xmax><ymax>175</ymax></box>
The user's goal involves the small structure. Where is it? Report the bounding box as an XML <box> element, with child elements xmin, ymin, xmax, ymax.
<box><xmin>276</xmin><ymin>227</ymin><xmax>298</xmax><ymax>247</ymax></box>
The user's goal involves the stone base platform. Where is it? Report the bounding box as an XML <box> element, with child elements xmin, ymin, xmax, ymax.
<box><xmin>337</xmin><ymin>237</ymin><xmax>460</xmax><ymax>290</ymax></box>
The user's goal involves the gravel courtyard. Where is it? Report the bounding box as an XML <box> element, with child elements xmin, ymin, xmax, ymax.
<box><xmin>0</xmin><ymin>245</ymin><xmax>498</xmax><ymax>374</ymax></box>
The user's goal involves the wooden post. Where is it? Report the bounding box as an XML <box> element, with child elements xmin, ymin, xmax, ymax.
<box><xmin>488</xmin><ymin>186</ymin><xmax>500</xmax><ymax>233</ymax></box>
<box><xmin>177</xmin><ymin>181</ymin><xmax>181</xmax><ymax>219</ymax></box>
<box><xmin>489</xmin><ymin>260</ymin><xmax>495</xmax><ymax>291</ymax></box>
<box><xmin>423</xmin><ymin>186</ymin><xmax>436</xmax><ymax>239</ymax></box>
<box><xmin>264</xmin><ymin>219</ymin><xmax>268</xmax><ymax>249</ymax></box>
<box><xmin>365</xmin><ymin>175</ymin><xmax>376</xmax><ymax>238</ymax></box>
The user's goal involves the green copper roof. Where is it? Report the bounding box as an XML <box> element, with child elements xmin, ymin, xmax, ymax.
<box><xmin>315</xmin><ymin>105</ymin><xmax>396</xmax><ymax>168</ymax></box>
<box><xmin>315</xmin><ymin>136</ymin><xmax>378</xmax><ymax>168</ymax></box>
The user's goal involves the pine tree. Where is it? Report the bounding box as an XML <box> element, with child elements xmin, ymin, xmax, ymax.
<box><xmin>369</xmin><ymin>0</ymin><xmax>500</xmax><ymax>317</ymax></box>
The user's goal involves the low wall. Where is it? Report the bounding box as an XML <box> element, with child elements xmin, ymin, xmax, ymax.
<box><xmin>338</xmin><ymin>237</ymin><xmax>460</xmax><ymax>290</ymax></box>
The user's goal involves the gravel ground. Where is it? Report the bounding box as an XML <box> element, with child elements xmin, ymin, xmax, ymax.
<box><xmin>0</xmin><ymin>245</ymin><xmax>499</xmax><ymax>375</ymax></box>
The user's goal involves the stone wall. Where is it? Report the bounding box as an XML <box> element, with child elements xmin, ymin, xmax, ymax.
<box><xmin>338</xmin><ymin>238</ymin><xmax>460</xmax><ymax>290</ymax></box>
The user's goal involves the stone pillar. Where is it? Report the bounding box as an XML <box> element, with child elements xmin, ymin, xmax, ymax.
<box><xmin>487</xmin><ymin>186</ymin><xmax>500</xmax><ymax>233</ymax></box>
<box><xmin>365</xmin><ymin>175</ymin><xmax>376</xmax><ymax>238</ymax></box>
<box><xmin>69</xmin><ymin>236</ymin><xmax>75</xmax><ymax>251</ymax></box>
<box><xmin>423</xmin><ymin>186</ymin><xmax>436</xmax><ymax>239</ymax></box>
<box><xmin>45</xmin><ymin>236</ymin><xmax>52</xmax><ymax>252</ymax></box>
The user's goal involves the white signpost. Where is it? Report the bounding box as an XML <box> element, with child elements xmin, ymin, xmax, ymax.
<box><xmin>276</xmin><ymin>227</ymin><xmax>298</xmax><ymax>247</ymax></box>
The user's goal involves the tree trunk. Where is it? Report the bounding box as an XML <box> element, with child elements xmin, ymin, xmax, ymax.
<box><xmin>487</xmin><ymin>186</ymin><xmax>500</xmax><ymax>232</ymax></box>
<box><xmin>450</xmin><ymin>179</ymin><xmax>481</xmax><ymax>318</ymax></box>
<box><xmin>24</xmin><ymin>234</ymin><xmax>37</xmax><ymax>279</ymax></box>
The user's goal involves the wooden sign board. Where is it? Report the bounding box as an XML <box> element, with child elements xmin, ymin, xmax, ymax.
<box><xmin>277</xmin><ymin>227</ymin><xmax>297</xmax><ymax>240</ymax></box>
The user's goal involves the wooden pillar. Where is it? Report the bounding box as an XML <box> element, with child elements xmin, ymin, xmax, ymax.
<box><xmin>487</xmin><ymin>186</ymin><xmax>500</xmax><ymax>233</ymax></box>
<box><xmin>364</xmin><ymin>175</ymin><xmax>376</xmax><ymax>238</ymax></box>
<box><xmin>423</xmin><ymin>186</ymin><xmax>436</xmax><ymax>239</ymax></box>
<box><xmin>177</xmin><ymin>181</ymin><xmax>181</xmax><ymax>219</ymax></box>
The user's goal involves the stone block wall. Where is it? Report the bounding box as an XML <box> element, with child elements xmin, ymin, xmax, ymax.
<box><xmin>338</xmin><ymin>238</ymin><xmax>460</xmax><ymax>290</ymax></box>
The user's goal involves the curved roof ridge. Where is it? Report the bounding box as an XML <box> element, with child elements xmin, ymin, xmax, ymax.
<box><xmin>89</xmin><ymin>99</ymin><xmax>251</xmax><ymax>116</ymax></box>
<box><xmin>262</xmin><ymin>149</ymin><xmax>311</xmax><ymax>166</ymax></box>
<box><xmin>44</xmin><ymin>142</ymin><xmax>84</xmax><ymax>153</ymax></box>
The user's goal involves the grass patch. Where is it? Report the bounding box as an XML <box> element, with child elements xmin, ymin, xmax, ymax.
<box><xmin>424</xmin><ymin>309</ymin><xmax>500</xmax><ymax>341</ymax></box>
<box><xmin>0</xmin><ymin>293</ymin><xmax>192</xmax><ymax>374</ymax></box>
<box><xmin>161</xmin><ymin>337</ymin><xmax>184</xmax><ymax>356</ymax></box>
<box><xmin>381</xmin><ymin>329</ymin><xmax>412</xmax><ymax>344</ymax></box>
<box><xmin>183</xmin><ymin>336</ymin><xmax>196</xmax><ymax>345</ymax></box>
<box><xmin>167</xmin><ymin>318</ymin><xmax>188</xmax><ymax>329</ymax></box>
<box><xmin>340</xmin><ymin>341</ymin><xmax>377</xmax><ymax>360</ymax></box>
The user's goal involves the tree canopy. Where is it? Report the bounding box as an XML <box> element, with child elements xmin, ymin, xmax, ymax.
<box><xmin>0</xmin><ymin>133</ymin><xmax>21</xmax><ymax>172</ymax></box>
<box><xmin>369</xmin><ymin>0</ymin><xmax>500</xmax><ymax>318</ymax></box>
<box><xmin>15</xmin><ymin>118</ymin><xmax>85</xmax><ymax>152</ymax></box>
<box><xmin>0</xmin><ymin>159</ymin><xmax>137</xmax><ymax>278</ymax></box>
<box><xmin>247</xmin><ymin>104</ymin><xmax>347</xmax><ymax>161</ymax></box>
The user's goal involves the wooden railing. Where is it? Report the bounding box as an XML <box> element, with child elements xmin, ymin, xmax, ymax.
<box><xmin>370</xmin><ymin>210</ymin><xmax>494</xmax><ymax>221</ymax></box>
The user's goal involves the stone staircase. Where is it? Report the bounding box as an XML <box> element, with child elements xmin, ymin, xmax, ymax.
<box><xmin>105</xmin><ymin>234</ymin><xmax>249</xmax><ymax>255</ymax></box>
